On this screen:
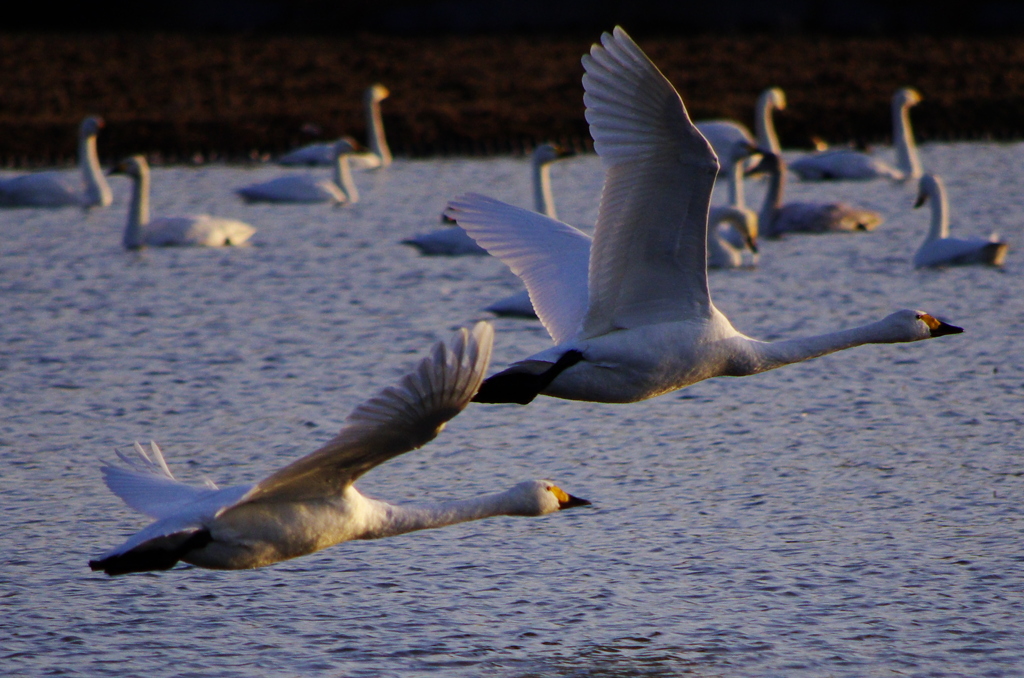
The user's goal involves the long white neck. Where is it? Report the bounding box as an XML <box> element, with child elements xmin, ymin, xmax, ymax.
<box><xmin>758</xmin><ymin>161</ymin><xmax>785</xmax><ymax>235</ymax></box>
<box><xmin>755</xmin><ymin>93</ymin><xmax>782</xmax><ymax>154</ymax></box>
<box><xmin>333</xmin><ymin>153</ymin><xmax>359</xmax><ymax>203</ymax></box>
<box><xmin>80</xmin><ymin>131</ymin><xmax>112</xmax><ymax>207</ymax></box>
<box><xmin>532</xmin><ymin>157</ymin><xmax>557</xmax><ymax>219</ymax></box>
<box><xmin>363</xmin><ymin>488</ymin><xmax>527</xmax><ymax>539</ymax></box>
<box><xmin>123</xmin><ymin>165</ymin><xmax>150</xmax><ymax>250</ymax></box>
<box><xmin>893</xmin><ymin>98</ymin><xmax>921</xmax><ymax>180</ymax></box>
<box><xmin>365</xmin><ymin>94</ymin><xmax>392</xmax><ymax>167</ymax></box>
<box><xmin>727</xmin><ymin>160</ymin><xmax>746</xmax><ymax>208</ymax></box>
<box><xmin>923</xmin><ymin>180</ymin><xmax>948</xmax><ymax>243</ymax></box>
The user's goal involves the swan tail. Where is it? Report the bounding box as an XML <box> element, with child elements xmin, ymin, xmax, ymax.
<box><xmin>89</xmin><ymin>528</ymin><xmax>212</xmax><ymax>576</ymax></box>
<box><xmin>473</xmin><ymin>350</ymin><xmax>584</xmax><ymax>404</ymax></box>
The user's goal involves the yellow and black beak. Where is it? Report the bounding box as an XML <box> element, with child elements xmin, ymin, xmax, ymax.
<box><xmin>551</xmin><ymin>486</ymin><xmax>592</xmax><ymax>509</ymax></box>
<box><xmin>920</xmin><ymin>313</ymin><xmax>963</xmax><ymax>337</ymax></box>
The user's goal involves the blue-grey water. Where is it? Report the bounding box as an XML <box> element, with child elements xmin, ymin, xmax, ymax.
<box><xmin>2</xmin><ymin>144</ymin><xmax>1023</xmax><ymax>677</ymax></box>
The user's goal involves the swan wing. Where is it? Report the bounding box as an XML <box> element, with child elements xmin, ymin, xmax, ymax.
<box><xmin>580</xmin><ymin>27</ymin><xmax>719</xmax><ymax>339</ymax></box>
<box><xmin>238</xmin><ymin>323</ymin><xmax>494</xmax><ymax>504</ymax></box>
<box><xmin>0</xmin><ymin>172</ymin><xmax>81</xmax><ymax>207</ymax></box>
<box><xmin>446</xmin><ymin>194</ymin><xmax>591</xmax><ymax>343</ymax></box>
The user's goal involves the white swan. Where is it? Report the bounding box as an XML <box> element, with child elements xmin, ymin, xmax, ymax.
<box><xmin>112</xmin><ymin>156</ymin><xmax>255</xmax><ymax>249</ymax></box>
<box><xmin>913</xmin><ymin>174</ymin><xmax>1008</xmax><ymax>267</ymax></box>
<box><xmin>89</xmin><ymin>323</ymin><xmax>590</xmax><ymax>576</ymax></box>
<box><xmin>402</xmin><ymin>143</ymin><xmax>573</xmax><ymax>256</ymax></box>
<box><xmin>277</xmin><ymin>84</ymin><xmax>392</xmax><ymax>169</ymax></box>
<box><xmin>752</xmin><ymin>152</ymin><xmax>883</xmax><ymax>237</ymax></box>
<box><xmin>444</xmin><ymin>27</ymin><xmax>961</xmax><ymax>405</ymax></box>
<box><xmin>237</xmin><ymin>139</ymin><xmax>360</xmax><ymax>204</ymax></box>
<box><xmin>696</xmin><ymin>87</ymin><xmax>786</xmax><ymax>160</ymax></box>
<box><xmin>790</xmin><ymin>88</ymin><xmax>923</xmax><ymax>181</ymax></box>
<box><xmin>707</xmin><ymin>205</ymin><xmax>759</xmax><ymax>269</ymax></box>
<box><xmin>0</xmin><ymin>116</ymin><xmax>112</xmax><ymax>208</ymax></box>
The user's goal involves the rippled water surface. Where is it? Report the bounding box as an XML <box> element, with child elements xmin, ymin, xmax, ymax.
<box><xmin>2</xmin><ymin>144</ymin><xmax>1023</xmax><ymax>677</ymax></box>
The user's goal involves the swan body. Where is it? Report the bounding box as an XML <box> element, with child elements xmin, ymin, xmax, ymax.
<box><xmin>696</xmin><ymin>87</ymin><xmax>786</xmax><ymax>158</ymax></box>
<box><xmin>113</xmin><ymin>156</ymin><xmax>255</xmax><ymax>249</ymax></box>
<box><xmin>402</xmin><ymin>144</ymin><xmax>572</xmax><ymax>256</ymax></box>
<box><xmin>445</xmin><ymin>28</ymin><xmax>960</xmax><ymax>405</ymax></box>
<box><xmin>0</xmin><ymin>116</ymin><xmax>112</xmax><ymax>208</ymax></box>
<box><xmin>237</xmin><ymin>139</ymin><xmax>360</xmax><ymax>204</ymax></box>
<box><xmin>89</xmin><ymin>323</ymin><xmax>590</xmax><ymax>576</ymax></box>
<box><xmin>278</xmin><ymin>84</ymin><xmax>392</xmax><ymax>169</ymax></box>
<box><xmin>913</xmin><ymin>174</ymin><xmax>1008</xmax><ymax>267</ymax></box>
<box><xmin>790</xmin><ymin>88</ymin><xmax>923</xmax><ymax>181</ymax></box>
<box><xmin>753</xmin><ymin>152</ymin><xmax>883</xmax><ymax>236</ymax></box>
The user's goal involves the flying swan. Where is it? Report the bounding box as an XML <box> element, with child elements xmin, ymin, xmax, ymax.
<box><xmin>277</xmin><ymin>84</ymin><xmax>392</xmax><ymax>170</ymax></box>
<box><xmin>444</xmin><ymin>27</ymin><xmax>962</xmax><ymax>405</ymax></box>
<box><xmin>112</xmin><ymin>156</ymin><xmax>255</xmax><ymax>249</ymax></box>
<box><xmin>237</xmin><ymin>138</ymin><xmax>360</xmax><ymax>204</ymax></box>
<box><xmin>912</xmin><ymin>174</ymin><xmax>1008</xmax><ymax>267</ymax></box>
<box><xmin>0</xmin><ymin>116</ymin><xmax>112</xmax><ymax>208</ymax></box>
<box><xmin>89</xmin><ymin>322</ymin><xmax>589</xmax><ymax>575</ymax></box>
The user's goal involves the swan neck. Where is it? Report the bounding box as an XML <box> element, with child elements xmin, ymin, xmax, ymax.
<box><xmin>925</xmin><ymin>180</ymin><xmax>949</xmax><ymax>242</ymax></box>
<box><xmin>755</xmin><ymin>95</ymin><xmax>781</xmax><ymax>154</ymax></box>
<box><xmin>758</xmin><ymin>162</ymin><xmax>784</xmax><ymax>234</ymax></box>
<box><xmin>123</xmin><ymin>165</ymin><xmax>150</xmax><ymax>250</ymax></box>
<box><xmin>366</xmin><ymin>95</ymin><xmax>392</xmax><ymax>166</ymax></box>
<box><xmin>893</xmin><ymin>99</ymin><xmax>921</xmax><ymax>180</ymax></box>
<box><xmin>367</xmin><ymin>490</ymin><xmax>520</xmax><ymax>539</ymax></box>
<box><xmin>80</xmin><ymin>131</ymin><xmax>112</xmax><ymax>207</ymax></box>
<box><xmin>748</xmin><ymin>319</ymin><xmax>904</xmax><ymax>373</ymax></box>
<box><xmin>334</xmin><ymin>154</ymin><xmax>359</xmax><ymax>203</ymax></box>
<box><xmin>533</xmin><ymin>157</ymin><xmax>557</xmax><ymax>219</ymax></box>
<box><xmin>727</xmin><ymin>160</ymin><xmax>746</xmax><ymax>208</ymax></box>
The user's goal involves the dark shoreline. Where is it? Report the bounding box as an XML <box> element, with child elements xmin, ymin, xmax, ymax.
<box><xmin>3</xmin><ymin>32</ymin><xmax>1024</xmax><ymax>166</ymax></box>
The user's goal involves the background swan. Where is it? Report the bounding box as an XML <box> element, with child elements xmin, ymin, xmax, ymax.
<box><xmin>752</xmin><ymin>152</ymin><xmax>883</xmax><ymax>236</ymax></box>
<box><xmin>277</xmin><ymin>84</ymin><xmax>392</xmax><ymax>169</ymax></box>
<box><xmin>0</xmin><ymin>116</ymin><xmax>112</xmax><ymax>208</ymax></box>
<box><xmin>790</xmin><ymin>88</ymin><xmax>924</xmax><ymax>181</ymax></box>
<box><xmin>402</xmin><ymin>143</ymin><xmax>573</xmax><ymax>256</ymax></box>
<box><xmin>112</xmin><ymin>156</ymin><xmax>255</xmax><ymax>249</ymax></box>
<box><xmin>913</xmin><ymin>174</ymin><xmax>1008</xmax><ymax>267</ymax></box>
<box><xmin>696</xmin><ymin>87</ymin><xmax>786</xmax><ymax>158</ymax></box>
<box><xmin>89</xmin><ymin>323</ymin><xmax>590</xmax><ymax>576</ymax></box>
<box><xmin>707</xmin><ymin>205</ymin><xmax>759</xmax><ymax>269</ymax></box>
<box><xmin>237</xmin><ymin>139</ymin><xmax>360</xmax><ymax>204</ymax></box>
<box><xmin>445</xmin><ymin>28</ymin><xmax>961</xmax><ymax>406</ymax></box>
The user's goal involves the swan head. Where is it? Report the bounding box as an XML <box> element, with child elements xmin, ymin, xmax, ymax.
<box><xmin>532</xmin><ymin>143</ymin><xmax>575</xmax><ymax>166</ymax></box>
<box><xmin>882</xmin><ymin>310</ymin><xmax>963</xmax><ymax>342</ymax></box>
<box><xmin>80</xmin><ymin>116</ymin><xmax>105</xmax><ymax>138</ymax></box>
<box><xmin>108</xmin><ymin>155</ymin><xmax>149</xmax><ymax>178</ymax></box>
<box><xmin>745</xmin><ymin>150</ymin><xmax>783</xmax><ymax>177</ymax></box>
<box><xmin>507</xmin><ymin>480</ymin><xmax>591</xmax><ymax>516</ymax></box>
<box><xmin>760</xmin><ymin>87</ymin><xmax>787</xmax><ymax>111</ymax></box>
<box><xmin>893</xmin><ymin>88</ymin><xmax>922</xmax><ymax>108</ymax></box>
<box><xmin>914</xmin><ymin>174</ymin><xmax>943</xmax><ymax>208</ymax></box>
<box><xmin>332</xmin><ymin>137</ymin><xmax>363</xmax><ymax>158</ymax></box>
<box><xmin>712</xmin><ymin>205</ymin><xmax>759</xmax><ymax>253</ymax></box>
<box><xmin>366</xmin><ymin>83</ymin><xmax>390</xmax><ymax>103</ymax></box>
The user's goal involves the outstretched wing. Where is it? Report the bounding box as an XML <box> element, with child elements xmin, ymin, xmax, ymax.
<box><xmin>581</xmin><ymin>27</ymin><xmax>719</xmax><ymax>338</ymax></box>
<box><xmin>238</xmin><ymin>322</ymin><xmax>494</xmax><ymax>504</ymax></box>
<box><xmin>101</xmin><ymin>441</ymin><xmax>220</xmax><ymax>520</ymax></box>
<box><xmin>445</xmin><ymin>194</ymin><xmax>591</xmax><ymax>344</ymax></box>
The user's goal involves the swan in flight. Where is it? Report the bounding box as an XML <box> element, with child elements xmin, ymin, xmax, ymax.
<box><xmin>0</xmin><ymin>116</ymin><xmax>112</xmax><ymax>208</ymax></box>
<box><xmin>913</xmin><ymin>174</ymin><xmax>1008</xmax><ymax>267</ymax></box>
<box><xmin>751</xmin><ymin>152</ymin><xmax>883</xmax><ymax>236</ymax></box>
<box><xmin>277</xmin><ymin>84</ymin><xmax>392</xmax><ymax>170</ymax></box>
<box><xmin>697</xmin><ymin>87</ymin><xmax>786</xmax><ymax>159</ymax></box>
<box><xmin>112</xmin><ymin>156</ymin><xmax>255</xmax><ymax>249</ymax></box>
<box><xmin>789</xmin><ymin>88</ymin><xmax>924</xmax><ymax>181</ymax></box>
<box><xmin>402</xmin><ymin>143</ymin><xmax>574</xmax><ymax>256</ymax></box>
<box><xmin>89</xmin><ymin>323</ymin><xmax>590</xmax><ymax>576</ymax></box>
<box><xmin>445</xmin><ymin>27</ymin><xmax>961</xmax><ymax>405</ymax></box>
<box><xmin>237</xmin><ymin>138</ymin><xmax>360</xmax><ymax>204</ymax></box>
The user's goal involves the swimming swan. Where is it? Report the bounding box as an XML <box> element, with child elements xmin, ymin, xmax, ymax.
<box><xmin>790</xmin><ymin>88</ymin><xmax>923</xmax><ymax>181</ymax></box>
<box><xmin>237</xmin><ymin>139</ymin><xmax>360</xmax><ymax>204</ymax></box>
<box><xmin>445</xmin><ymin>28</ymin><xmax>961</xmax><ymax>405</ymax></box>
<box><xmin>913</xmin><ymin>174</ymin><xmax>1008</xmax><ymax>267</ymax></box>
<box><xmin>278</xmin><ymin>84</ymin><xmax>392</xmax><ymax>170</ymax></box>
<box><xmin>696</xmin><ymin>87</ymin><xmax>786</xmax><ymax>160</ymax></box>
<box><xmin>0</xmin><ymin>116</ymin><xmax>112</xmax><ymax>208</ymax></box>
<box><xmin>112</xmin><ymin>156</ymin><xmax>255</xmax><ymax>249</ymax></box>
<box><xmin>752</xmin><ymin>152</ymin><xmax>884</xmax><ymax>236</ymax></box>
<box><xmin>89</xmin><ymin>323</ymin><xmax>590</xmax><ymax>575</ymax></box>
<box><xmin>402</xmin><ymin>143</ymin><xmax>574</xmax><ymax>256</ymax></box>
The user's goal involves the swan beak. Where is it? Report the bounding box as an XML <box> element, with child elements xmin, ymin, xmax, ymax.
<box><xmin>745</xmin><ymin>235</ymin><xmax>759</xmax><ymax>254</ymax></box>
<box><xmin>913</xmin><ymin>192</ymin><xmax>927</xmax><ymax>209</ymax></box>
<box><xmin>920</xmin><ymin>314</ymin><xmax>963</xmax><ymax>337</ymax></box>
<box><xmin>560</xmin><ymin>493</ymin><xmax>592</xmax><ymax>509</ymax></box>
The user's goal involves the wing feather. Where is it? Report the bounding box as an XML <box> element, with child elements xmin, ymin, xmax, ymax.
<box><xmin>102</xmin><ymin>441</ymin><xmax>219</xmax><ymax>520</ymax></box>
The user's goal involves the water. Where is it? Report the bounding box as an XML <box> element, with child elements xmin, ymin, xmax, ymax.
<box><xmin>2</xmin><ymin>144</ymin><xmax>1023</xmax><ymax>677</ymax></box>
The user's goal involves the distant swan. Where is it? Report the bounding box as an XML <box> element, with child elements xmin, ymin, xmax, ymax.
<box><xmin>89</xmin><ymin>323</ymin><xmax>590</xmax><ymax>576</ymax></box>
<box><xmin>277</xmin><ymin>84</ymin><xmax>392</xmax><ymax>170</ymax></box>
<box><xmin>113</xmin><ymin>156</ymin><xmax>255</xmax><ymax>249</ymax></box>
<box><xmin>697</xmin><ymin>87</ymin><xmax>786</xmax><ymax>159</ymax></box>
<box><xmin>913</xmin><ymin>174</ymin><xmax>1008</xmax><ymax>267</ymax></box>
<box><xmin>790</xmin><ymin>88</ymin><xmax>923</xmax><ymax>181</ymax></box>
<box><xmin>237</xmin><ymin>139</ymin><xmax>360</xmax><ymax>204</ymax></box>
<box><xmin>0</xmin><ymin>116</ymin><xmax>112</xmax><ymax>208</ymax></box>
<box><xmin>445</xmin><ymin>28</ymin><xmax>960</xmax><ymax>406</ymax></box>
<box><xmin>402</xmin><ymin>143</ymin><xmax>573</xmax><ymax>256</ymax></box>
<box><xmin>752</xmin><ymin>152</ymin><xmax>883</xmax><ymax>236</ymax></box>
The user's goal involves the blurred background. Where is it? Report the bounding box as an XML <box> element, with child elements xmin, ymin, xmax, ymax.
<box><xmin>4</xmin><ymin>0</ymin><xmax>1024</xmax><ymax>164</ymax></box>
